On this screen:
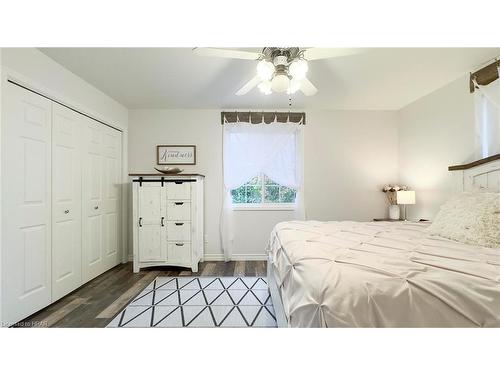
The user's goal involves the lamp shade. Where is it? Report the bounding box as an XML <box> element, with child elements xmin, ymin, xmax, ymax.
<box><xmin>271</xmin><ymin>74</ymin><xmax>290</xmax><ymax>93</ymax></box>
<box><xmin>289</xmin><ymin>59</ymin><xmax>308</xmax><ymax>80</ymax></box>
<box><xmin>397</xmin><ymin>190</ymin><xmax>415</xmax><ymax>205</ymax></box>
<box><xmin>257</xmin><ymin>60</ymin><xmax>275</xmax><ymax>81</ymax></box>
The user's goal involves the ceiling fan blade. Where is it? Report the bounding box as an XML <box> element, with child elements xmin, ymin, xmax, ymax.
<box><xmin>235</xmin><ymin>75</ymin><xmax>261</xmax><ymax>96</ymax></box>
<box><xmin>193</xmin><ymin>47</ymin><xmax>261</xmax><ymax>60</ymax></box>
<box><xmin>302</xmin><ymin>48</ymin><xmax>363</xmax><ymax>61</ymax></box>
<box><xmin>300</xmin><ymin>78</ymin><xmax>318</xmax><ymax>96</ymax></box>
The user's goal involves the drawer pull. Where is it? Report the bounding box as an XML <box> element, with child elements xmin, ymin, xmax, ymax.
<box><xmin>175</xmin><ymin>222</ymin><xmax>184</xmax><ymax>226</ymax></box>
<box><xmin>174</xmin><ymin>181</ymin><xmax>183</xmax><ymax>184</ymax></box>
<box><xmin>174</xmin><ymin>202</ymin><xmax>184</xmax><ymax>206</ymax></box>
<box><xmin>161</xmin><ymin>217</ymin><xmax>165</xmax><ymax>227</ymax></box>
<box><xmin>94</xmin><ymin>205</ymin><xmax>99</xmax><ymax>210</ymax></box>
<box><xmin>64</xmin><ymin>209</ymin><xmax>70</xmax><ymax>214</ymax></box>
<box><xmin>175</xmin><ymin>243</ymin><xmax>184</xmax><ymax>246</ymax></box>
<box><xmin>139</xmin><ymin>217</ymin><xmax>143</xmax><ymax>227</ymax></box>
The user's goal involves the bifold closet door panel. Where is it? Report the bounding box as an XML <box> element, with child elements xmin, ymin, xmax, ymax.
<box><xmin>2</xmin><ymin>83</ymin><xmax>52</xmax><ymax>323</ymax></box>
<box><xmin>102</xmin><ymin>127</ymin><xmax>122</xmax><ymax>270</ymax></box>
<box><xmin>51</xmin><ymin>103</ymin><xmax>83</xmax><ymax>301</ymax></box>
<box><xmin>82</xmin><ymin>118</ymin><xmax>105</xmax><ymax>283</ymax></box>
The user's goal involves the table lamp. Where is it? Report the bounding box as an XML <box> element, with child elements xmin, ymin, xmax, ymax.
<box><xmin>397</xmin><ymin>191</ymin><xmax>415</xmax><ymax>221</ymax></box>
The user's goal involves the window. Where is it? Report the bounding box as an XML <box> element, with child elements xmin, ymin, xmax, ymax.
<box><xmin>231</xmin><ymin>173</ymin><xmax>297</xmax><ymax>205</ymax></box>
<box><xmin>473</xmin><ymin>77</ymin><xmax>500</xmax><ymax>158</ymax></box>
<box><xmin>223</xmin><ymin>122</ymin><xmax>302</xmax><ymax>211</ymax></box>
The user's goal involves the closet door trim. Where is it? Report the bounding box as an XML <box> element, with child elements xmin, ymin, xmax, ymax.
<box><xmin>6</xmin><ymin>79</ymin><xmax>122</xmax><ymax>132</ymax></box>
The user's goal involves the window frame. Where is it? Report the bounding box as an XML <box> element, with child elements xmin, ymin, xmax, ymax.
<box><xmin>230</xmin><ymin>172</ymin><xmax>297</xmax><ymax>211</ymax></box>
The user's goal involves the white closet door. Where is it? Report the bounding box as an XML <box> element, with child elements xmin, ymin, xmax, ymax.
<box><xmin>51</xmin><ymin>103</ymin><xmax>82</xmax><ymax>301</ymax></box>
<box><xmin>102</xmin><ymin>127</ymin><xmax>122</xmax><ymax>270</ymax></box>
<box><xmin>2</xmin><ymin>83</ymin><xmax>52</xmax><ymax>323</ymax></box>
<box><xmin>138</xmin><ymin>183</ymin><xmax>166</xmax><ymax>262</ymax></box>
<box><xmin>82</xmin><ymin>117</ymin><xmax>105</xmax><ymax>282</ymax></box>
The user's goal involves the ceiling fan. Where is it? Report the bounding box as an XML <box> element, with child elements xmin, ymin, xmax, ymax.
<box><xmin>193</xmin><ymin>47</ymin><xmax>361</xmax><ymax>96</ymax></box>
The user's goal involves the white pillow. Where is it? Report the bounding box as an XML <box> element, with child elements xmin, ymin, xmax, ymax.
<box><xmin>427</xmin><ymin>192</ymin><xmax>500</xmax><ymax>248</ymax></box>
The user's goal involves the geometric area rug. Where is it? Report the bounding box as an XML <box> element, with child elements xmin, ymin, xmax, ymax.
<box><xmin>107</xmin><ymin>276</ymin><xmax>277</xmax><ymax>328</ymax></box>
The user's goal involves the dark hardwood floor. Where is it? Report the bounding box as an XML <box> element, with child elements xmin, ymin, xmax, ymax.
<box><xmin>17</xmin><ymin>261</ymin><xmax>267</xmax><ymax>328</ymax></box>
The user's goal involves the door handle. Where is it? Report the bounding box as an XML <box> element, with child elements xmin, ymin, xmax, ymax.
<box><xmin>94</xmin><ymin>205</ymin><xmax>99</xmax><ymax>210</ymax></box>
<box><xmin>161</xmin><ymin>217</ymin><xmax>165</xmax><ymax>227</ymax></box>
<box><xmin>175</xmin><ymin>243</ymin><xmax>184</xmax><ymax>246</ymax></box>
<box><xmin>174</xmin><ymin>202</ymin><xmax>184</xmax><ymax>205</ymax></box>
<box><xmin>64</xmin><ymin>209</ymin><xmax>70</xmax><ymax>214</ymax></box>
<box><xmin>175</xmin><ymin>222</ymin><xmax>184</xmax><ymax>226</ymax></box>
<box><xmin>139</xmin><ymin>217</ymin><xmax>142</xmax><ymax>227</ymax></box>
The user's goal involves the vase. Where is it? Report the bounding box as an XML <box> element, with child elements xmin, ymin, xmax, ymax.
<box><xmin>389</xmin><ymin>205</ymin><xmax>400</xmax><ymax>220</ymax></box>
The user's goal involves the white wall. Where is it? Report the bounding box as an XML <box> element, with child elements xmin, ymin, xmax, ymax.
<box><xmin>1</xmin><ymin>48</ymin><xmax>128</xmax><ymax>129</ymax></box>
<box><xmin>305</xmin><ymin>111</ymin><xmax>400</xmax><ymax>221</ymax></box>
<box><xmin>128</xmin><ymin>109</ymin><xmax>399</xmax><ymax>259</ymax></box>
<box><xmin>0</xmin><ymin>48</ymin><xmax>3</xmax><ymax>320</ymax></box>
<box><xmin>398</xmin><ymin>75</ymin><xmax>476</xmax><ymax>221</ymax></box>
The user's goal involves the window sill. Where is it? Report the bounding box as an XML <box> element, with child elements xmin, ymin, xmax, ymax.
<box><xmin>231</xmin><ymin>204</ymin><xmax>296</xmax><ymax>211</ymax></box>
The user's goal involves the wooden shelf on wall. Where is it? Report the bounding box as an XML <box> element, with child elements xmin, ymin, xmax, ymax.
<box><xmin>448</xmin><ymin>154</ymin><xmax>500</xmax><ymax>171</ymax></box>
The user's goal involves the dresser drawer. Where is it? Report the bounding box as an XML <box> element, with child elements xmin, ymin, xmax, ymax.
<box><xmin>167</xmin><ymin>242</ymin><xmax>191</xmax><ymax>264</ymax></box>
<box><xmin>167</xmin><ymin>181</ymin><xmax>191</xmax><ymax>200</ymax></box>
<box><xmin>166</xmin><ymin>221</ymin><xmax>191</xmax><ymax>241</ymax></box>
<box><xmin>166</xmin><ymin>201</ymin><xmax>191</xmax><ymax>220</ymax></box>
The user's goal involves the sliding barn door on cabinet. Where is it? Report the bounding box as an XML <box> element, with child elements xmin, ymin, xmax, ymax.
<box><xmin>2</xmin><ymin>83</ymin><xmax>52</xmax><ymax>323</ymax></box>
<box><xmin>51</xmin><ymin>103</ymin><xmax>83</xmax><ymax>300</ymax></box>
<box><xmin>82</xmin><ymin>118</ymin><xmax>122</xmax><ymax>283</ymax></box>
<box><xmin>137</xmin><ymin>183</ymin><xmax>167</xmax><ymax>262</ymax></box>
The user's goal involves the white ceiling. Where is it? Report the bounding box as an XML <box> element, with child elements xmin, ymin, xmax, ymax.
<box><xmin>39</xmin><ymin>47</ymin><xmax>500</xmax><ymax>110</ymax></box>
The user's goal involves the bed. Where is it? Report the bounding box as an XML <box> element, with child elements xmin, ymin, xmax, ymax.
<box><xmin>267</xmin><ymin>155</ymin><xmax>500</xmax><ymax>327</ymax></box>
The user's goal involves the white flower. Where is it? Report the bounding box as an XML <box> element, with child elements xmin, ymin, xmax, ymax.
<box><xmin>393</xmin><ymin>185</ymin><xmax>400</xmax><ymax>191</ymax></box>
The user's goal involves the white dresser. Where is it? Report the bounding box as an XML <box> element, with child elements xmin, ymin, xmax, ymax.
<box><xmin>131</xmin><ymin>174</ymin><xmax>204</xmax><ymax>272</ymax></box>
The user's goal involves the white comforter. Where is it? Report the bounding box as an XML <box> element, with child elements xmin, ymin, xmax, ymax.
<box><xmin>267</xmin><ymin>221</ymin><xmax>500</xmax><ymax>327</ymax></box>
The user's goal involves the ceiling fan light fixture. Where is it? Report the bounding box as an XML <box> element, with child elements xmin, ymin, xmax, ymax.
<box><xmin>271</xmin><ymin>74</ymin><xmax>290</xmax><ymax>93</ymax></box>
<box><xmin>289</xmin><ymin>59</ymin><xmax>308</xmax><ymax>80</ymax></box>
<box><xmin>257</xmin><ymin>60</ymin><xmax>275</xmax><ymax>81</ymax></box>
<box><xmin>287</xmin><ymin>77</ymin><xmax>302</xmax><ymax>94</ymax></box>
<box><xmin>258</xmin><ymin>80</ymin><xmax>272</xmax><ymax>95</ymax></box>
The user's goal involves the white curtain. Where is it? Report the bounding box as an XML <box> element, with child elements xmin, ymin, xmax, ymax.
<box><xmin>220</xmin><ymin>122</ymin><xmax>304</xmax><ymax>261</ymax></box>
<box><xmin>474</xmin><ymin>72</ymin><xmax>500</xmax><ymax>159</ymax></box>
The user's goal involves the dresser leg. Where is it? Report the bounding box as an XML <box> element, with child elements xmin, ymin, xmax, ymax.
<box><xmin>133</xmin><ymin>262</ymin><xmax>140</xmax><ymax>273</ymax></box>
<box><xmin>191</xmin><ymin>263</ymin><xmax>198</xmax><ymax>273</ymax></box>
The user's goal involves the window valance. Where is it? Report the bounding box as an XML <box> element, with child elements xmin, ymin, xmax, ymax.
<box><xmin>220</xmin><ymin>111</ymin><xmax>306</xmax><ymax>125</ymax></box>
<box><xmin>470</xmin><ymin>60</ymin><xmax>499</xmax><ymax>93</ymax></box>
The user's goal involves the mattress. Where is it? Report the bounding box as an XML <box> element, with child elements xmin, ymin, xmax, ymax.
<box><xmin>267</xmin><ymin>220</ymin><xmax>500</xmax><ymax>327</ymax></box>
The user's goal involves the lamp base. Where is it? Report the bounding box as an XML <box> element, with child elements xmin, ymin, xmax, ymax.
<box><xmin>402</xmin><ymin>204</ymin><xmax>408</xmax><ymax>221</ymax></box>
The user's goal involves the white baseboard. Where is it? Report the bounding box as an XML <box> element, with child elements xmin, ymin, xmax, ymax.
<box><xmin>203</xmin><ymin>253</ymin><xmax>268</xmax><ymax>261</ymax></box>
<box><xmin>127</xmin><ymin>252</ymin><xmax>267</xmax><ymax>262</ymax></box>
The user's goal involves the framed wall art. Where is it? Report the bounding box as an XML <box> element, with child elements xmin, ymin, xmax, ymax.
<box><xmin>156</xmin><ymin>145</ymin><xmax>196</xmax><ymax>165</ymax></box>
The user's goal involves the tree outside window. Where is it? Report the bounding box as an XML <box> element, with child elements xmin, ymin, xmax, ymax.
<box><xmin>231</xmin><ymin>174</ymin><xmax>296</xmax><ymax>205</ymax></box>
